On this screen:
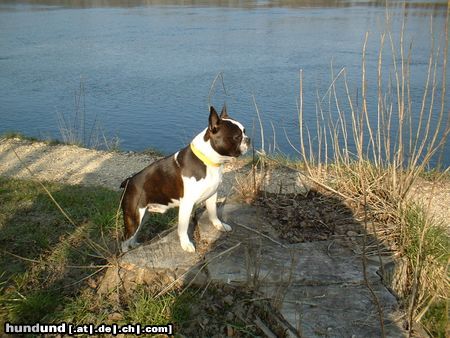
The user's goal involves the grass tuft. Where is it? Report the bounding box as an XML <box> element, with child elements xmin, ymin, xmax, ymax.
<box><xmin>0</xmin><ymin>132</ymin><xmax>41</xmax><ymax>143</ymax></box>
<box><xmin>126</xmin><ymin>288</ymin><xmax>192</xmax><ymax>325</ymax></box>
<box><xmin>57</xmin><ymin>79</ymin><xmax>120</xmax><ymax>151</ymax></box>
<box><xmin>7</xmin><ymin>290</ymin><xmax>61</xmax><ymax>323</ymax></box>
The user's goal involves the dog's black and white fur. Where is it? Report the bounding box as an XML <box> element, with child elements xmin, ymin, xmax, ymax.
<box><xmin>120</xmin><ymin>105</ymin><xmax>250</xmax><ymax>252</ymax></box>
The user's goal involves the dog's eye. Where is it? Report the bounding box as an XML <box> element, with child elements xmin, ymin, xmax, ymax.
<box><xmin>243</xmin><ymin>129</ymin><xmax>246</xmax><ymax>134</ymax></box>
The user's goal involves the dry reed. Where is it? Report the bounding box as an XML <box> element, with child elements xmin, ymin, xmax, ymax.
<box><xmin>288</xmin><ymin>10</ymin><xmax>449</xmax><ymax>335</ymax></box>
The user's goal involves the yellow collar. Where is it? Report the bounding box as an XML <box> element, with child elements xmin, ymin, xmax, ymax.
<box><xmin>190</xmin><ymin>143</ymin><xmax>221</xmax><ymax>167</ymax></box>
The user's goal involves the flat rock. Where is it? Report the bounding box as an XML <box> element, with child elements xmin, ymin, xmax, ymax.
<box><xmin>99</xmin><ymin>203</ymin><xmax>408</xmax><ymax>337</ymax></box>
<box><xmin>273</xmin><ymin>284</ymin><xmax>403</xmax><ymax>338</ymax></box>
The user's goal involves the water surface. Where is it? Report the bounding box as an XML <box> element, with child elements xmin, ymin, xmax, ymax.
<box><xmin>0</xmin><ymin>0</ymin><xmax>448</xmax><ymax>166</ymax></box>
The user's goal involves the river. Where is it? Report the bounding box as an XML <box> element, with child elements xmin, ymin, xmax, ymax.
<box><xmin>0</xmin><ymin>0</ymin><xmax>448</xmax><ymax>166</ymax></box>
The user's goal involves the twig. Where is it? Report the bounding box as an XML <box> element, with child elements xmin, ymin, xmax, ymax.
<box><xmin>9</xmin><ymin>145</ymin><xmax>77</xmax><ymax>228</ymax></box>
<box><xmin>200</xmin><ymin>279</ymin><xmax>212</xmax><ymax>299</ymax></box>
<box><xmin>326</xmin><ymin>240</ymin><xmax>335</xmax><ymax>258</ymax></box>
<box><xmin>3</xmin><ymin>250</ymin><xmax>41</xmax><ymax>263</ymax></box>
<box><xmin>116</xmin><ymin>178</ymin><xmax>129</xmax><ymax>251</ymax></box>
<box><xmin>62</xmin><ymin>266</ymin><xmax>107</xmax><ymax>289</ymax></box>
<box><xmin>279</xmin><ymin>159</ymin><xmax>355</xmax><ymax>201</ymax></box>
<box><xmin>361</xmin><ymin>175</ymin><xmax>386</xmax><ymax>338</ymax></box>
<box><xmin>208</xmin><ymin>72</ymin><xmax>227</xmax><ymax>109</ymax></box>
<box><xmin>252</xmin><ymin>95</ymin><xmax>265</xmax><ymax>154</ymax></box>
<box><xmin>254</xmin><ymin>315</ymin><xmax>277</xmax><ymax>338</ymax></box>
<box><xmin>233</xmin><ymin>221</ymin><xmax>287</xmax><ymax>248</ymax></box>
<box><xmin>3</xmin><ymin>250</ymin><xmax>111</xmax><ymax>269</ymax></box>
<box><xmin>155</xmin><ymin>242</ymin><xmax>242</xmax><ymax>298</ymax></box>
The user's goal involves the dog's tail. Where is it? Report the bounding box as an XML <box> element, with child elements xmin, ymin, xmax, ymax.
<box><xmin>119</xmin><ymin>178</ymin><xmax>132</xmax><ymax>210</ymax></box>
<box><xmin>120</xmin><ymin>177</ymin><xmax>131</xmax><ymax>189</ymax></box>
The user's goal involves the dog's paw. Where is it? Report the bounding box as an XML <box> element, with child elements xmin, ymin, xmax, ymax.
<box><xmin>180</xmin><ymin>238</ymin><xmax>196</xmax><ymax>253</ymax></box>
<box><xmin>214</xmin><ymin>221</ymin><xmax>232</xmax><ymax>232</ymax></box>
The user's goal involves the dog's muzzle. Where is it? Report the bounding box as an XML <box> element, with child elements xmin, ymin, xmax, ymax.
<box><xmin>240</xmin><ymin>136</ymin><xmax>251</xmax><ymax>154</ymax></box>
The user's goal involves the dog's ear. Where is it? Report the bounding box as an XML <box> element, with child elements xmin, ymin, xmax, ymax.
<box><xmin>209</xmin><ymin>106</ymin><xmax>220</xmax><ymax>133</ymax></box>
<box><xmin>220</xmin><ymin>104</ymin><xmax>229</xmax><ymax>119</ymax></box>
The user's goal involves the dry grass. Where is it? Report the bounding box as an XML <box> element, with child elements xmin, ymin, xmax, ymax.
<box><xmin>239</xmin><ymin>9</ymin><xmax>449</xmax><ymax>337</ymax></box>
<box><xmin>305</xmin><ymin>14</ymin><xmax>448</xmax><ymax>337</ymax></box>
<box><xmin>233</xmin><ymin>160</ymin><xmax>266</xmax><ymax>203</ymax></box>
<box><xmin>57</xmin><ymin>78</ymin><xmax>120</xmax><ymax>151</ymax></box>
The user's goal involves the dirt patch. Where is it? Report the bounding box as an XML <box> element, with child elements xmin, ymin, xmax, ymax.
<box><xmin>255</xmin><ymin>190</ymin><xmax>362</xmax><ymax>243</ymax></box>
<box><xmin>176</xmin><ymin>283</ymin><xmax>289</xmax><ymax>337</ymax></box>
<box><xmin>0</xmin><ymin>138</ymin><xmax>158</xmax><ymax>190</ymax></box>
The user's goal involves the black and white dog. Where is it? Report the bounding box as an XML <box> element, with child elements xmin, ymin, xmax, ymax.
<box><xmin>120</xmin><ymin>105</ymin><xmax>250</xmax><ymax>253</ymax></box>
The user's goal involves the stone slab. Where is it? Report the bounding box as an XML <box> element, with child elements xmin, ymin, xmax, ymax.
<box><xmin>100</xmin><ymin>203</ymin><xmax>408</xmax><ymax>337</ymax></box>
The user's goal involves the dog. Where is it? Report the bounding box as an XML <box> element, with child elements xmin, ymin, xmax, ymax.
<box><xmin>120</xmin><ymin>105</ymin><xmax>250</xmax><ymax>253</ymax></box>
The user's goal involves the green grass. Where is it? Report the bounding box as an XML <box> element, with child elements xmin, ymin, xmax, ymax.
<box><xmin>0</xmin><ymin>176</ymin><xmax>200</xmax><ymax>335</ymax></box>
<box><xmin>140</xmin><ymin>147</ymin><xmax>166</xmax><ymax>157</ymax></box>
<box><xmin>0</xmin><ymin>175</ymin><xmax>279</xmax><ymax>337</ymax></box>
<box><xmin>143</xmin><ymin>208</ymin><xmax>177</xmax><ymax>233</ymax></box>
<box><xmin>0</xmin><ymin>131</ymin><xmax>42</xmax><ymax>143</ymax></box>
<box><xmin>0</xmin><ymin>177</ymin><xmax>118</xmax><ymax>276</ymax></box>
<box><xmin>422</xmin><ymin>300</ymin><xmax>449</xmax><ymax>338</ymax></box>
<box><xmin>401</xmin><ymin>203</ymin><xmax>449</xmax><ymax>336</ymax></box>
<box><xmin>7</xmin><ymin>290</ymin><xmax>62</xmax><ymax>323</ymax></box>
<box><xmin>403</xmin><ymin>204</ymin><xmax>450</xmax><ymax>266</ymax></box>
<box><xmin>126</xmin><ymin>287</ymin><xmax>192</xmax><ymax>325</ymax></box>
<box><xmin>418</xmin><ymin>168</ymin><xmax>450</xmax><ymax>182</ymax></box>
<box><xmin>0</xmin><ymin>177</ymin><xmax>121</xmax><ymax>326</ymax></box>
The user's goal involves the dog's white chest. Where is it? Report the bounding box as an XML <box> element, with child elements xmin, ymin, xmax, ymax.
<box><xmin>182</xmin><ymin>166</ymin><xmax>222</xmax><ymax>203</ymax></box>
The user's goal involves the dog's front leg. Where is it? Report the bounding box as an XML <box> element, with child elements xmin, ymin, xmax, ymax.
<box><xmin>178</xmin><ymin>199</ymin><xmax>196</xmax><ymax>252</ymax></box>
<box><xmin>206</xmin><ymin>192</ymin><xmax>232</xmax><ymax>232</ymax></box>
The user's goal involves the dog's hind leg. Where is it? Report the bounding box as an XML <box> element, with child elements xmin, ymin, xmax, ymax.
<box><xmin>122</xmin><ymin>207</ymin><xmax>147</xmax><ymax>253</ymax></box>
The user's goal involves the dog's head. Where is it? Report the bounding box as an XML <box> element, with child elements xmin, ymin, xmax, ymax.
<box><xmin>204</xmin><ymin>105</ymin><xmax>250</xmax><ymax>158</ymax></box>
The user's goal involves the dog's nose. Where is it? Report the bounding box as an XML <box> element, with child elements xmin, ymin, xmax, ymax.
<box><xmin>245</xmin><ymin>137</ymin><xmax>251</xmax><ymax>146</ymax></box>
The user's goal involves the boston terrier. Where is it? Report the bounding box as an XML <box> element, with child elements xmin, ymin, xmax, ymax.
<box><xmin>120</xmin><ymin>105</ymin><xmax>250</xmax><ymax>253</ymax></box>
